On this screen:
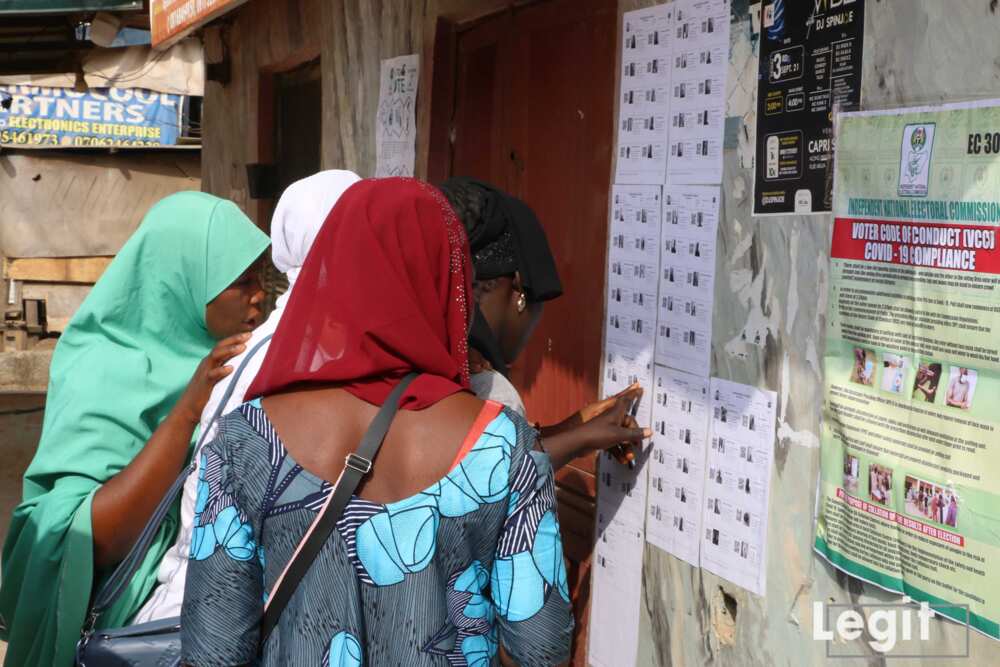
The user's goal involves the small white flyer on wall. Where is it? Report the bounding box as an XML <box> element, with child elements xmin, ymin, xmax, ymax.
<box><xmin>700</xmin><ymin>378</ymin><xmax>776</xmax><ymax>596</ymax></box>
<box><xmin>655</xmin><ymin>185</ymin><xmax>720</xmax><ymax>377</ymax></box>
<box><xmin>646</xmin><ymin>365</ymin><xmax>711</xmax><ymax>566</ymax></box>
<box><xmin>375</xmin><ymin>54</ymin><xmax>419</xmax><ymax>177</ymax></box>
<box><xmin>667</xmin><ymin>0</ymin><xmax>730</xmax><ymax>185</ymax></box>
<box><xmin>615</xmin><ymin>3</ymin><xmax>675</xmax><ymax>185</ymax></box>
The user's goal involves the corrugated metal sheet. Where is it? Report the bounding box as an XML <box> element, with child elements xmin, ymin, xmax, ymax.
<box><xmin>83</xmin><ymin>39</ymin><xmax>205</xmax><ymax>96</ymax></box>
<box><xmin>0</xmin><ymin>149</ymin><xmax>200</xmax><ymax>257</ymax></box>
<box><xmin>0</xmin><ymin>39</ymin><xmax>206</xmax><ymax>97</ymax></box>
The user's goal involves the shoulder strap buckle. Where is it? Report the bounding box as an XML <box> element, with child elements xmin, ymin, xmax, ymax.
<box><xmin>345</xmin><ymin>453</ymin><xmax>373</xmax><ymax>475</ymax></box>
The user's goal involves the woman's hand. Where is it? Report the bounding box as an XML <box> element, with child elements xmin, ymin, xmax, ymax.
<box><xmin>541</xmin><ymin>383</ymin><xmax>642</xmax><ymax>438</ymax></box>
<box><xmin>173</xmin><ymin>333</ymin><xmax>250</xmax><ymax>425</ymax></box>
<box><xmin>92</xmin><ymin>333</ymin><xmax>250</xmax><ymax>569</ymax></box>
<box><xmin>572</xmin><ymin>392</ymin><xmax>650</xmax><ymax>456</ymax></box>
<box><xmin>579</xmin><ymin>382</ymin><xmax>642</xmax><ymax>423</ymax></box>
<box><xmin>540</xmin><ymin>392</ymin><xmax>651</xmax><ymax>470</ymax></box>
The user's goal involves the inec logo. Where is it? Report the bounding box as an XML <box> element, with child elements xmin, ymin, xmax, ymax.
<box><xmin>898</xmin><ymin>123</ymin><xmax>935</xmax><ymax>198</ymax></box>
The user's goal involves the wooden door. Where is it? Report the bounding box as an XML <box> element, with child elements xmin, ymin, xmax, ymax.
<box><xmin>275</xmin><ymin>59</ymin><xmax>322</xmax><ymax>196</ymax></box>
<box><xmin>432</xmin><ymin>2</ymin><xmax>617</xmax><ymax>662</ymax></box>
<box><xmin>255</xmin><ymin>58</ymin><xmax>323</xmax><ymax>310</ymax></box>
<box><xmin>449</xmin><ymin>13</ymin><xmax>513</xmax><ymax>189</ymax></box>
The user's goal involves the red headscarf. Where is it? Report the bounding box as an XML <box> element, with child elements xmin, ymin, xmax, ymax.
<box><xmin>245</xmin><ymin>177</ymin><xmax>473</xmax><ymax>409</ymax></box>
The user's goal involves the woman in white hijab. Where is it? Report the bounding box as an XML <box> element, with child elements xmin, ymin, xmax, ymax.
<box><xmin>134</xmin><ymin>169</ymin><xmax>362</xmax><ymax>622</ymax></box>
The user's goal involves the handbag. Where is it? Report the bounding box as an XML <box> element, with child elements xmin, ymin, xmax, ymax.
<box><xmin>75</xmin><ymin>355</ymin><xmax>416</xmax><ymax>666</ymax></box>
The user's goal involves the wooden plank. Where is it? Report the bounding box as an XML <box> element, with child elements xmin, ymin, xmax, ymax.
<box><xmin>556</xmin><ymin>487</ymin><xmax>596</xmax><ymax>562</ymax></box>
<box><xmin>0</xmin><ymin>151</ymin><xmax>200</xmax><ymax>258</ymax></box>
<box><xmin>556</xmin><ymin>463</ymin><xmax>597</xmax><ymax>498</ymax></box>
<box><xmin>4</xmin><ymin>257</ymin><xmax>112</xmax><ymax>284</ymax></box>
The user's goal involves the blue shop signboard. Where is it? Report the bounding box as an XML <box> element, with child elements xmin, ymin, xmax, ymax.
<box><xmin>0</xmin><ymin>86</ymin><xmax>185</xmax><ymax>148</ymax></box>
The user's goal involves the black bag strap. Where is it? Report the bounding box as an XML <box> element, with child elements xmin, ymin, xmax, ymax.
<box><xmin>84</xmin><ymin>334</ymin><xmax>274</xmax><ymax>630</ymax></box>
<box><xmin>259</xmin><ymin>372</ymin><xmax>419</xmax><ymax>643</ymax></box>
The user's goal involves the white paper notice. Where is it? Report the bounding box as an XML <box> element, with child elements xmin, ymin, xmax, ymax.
<box><xmin>700</xmin><ymin>378</ymin><xmax>776</xmax><ymax>596</ymax></box>
<box><xmin>607</xmin><ymin>185</ymin><xmax>662</xmax><ymax>350</ymax></box>
<box><xmin>589</xmin><ymin>517</ymin><xmax>644</xmax><ymax>667</ymax></box>
<box><xmin>375</xmin><ymin>54</ymin><xmax>419</xmax><ymax>177</ymax></box>
<box><xmin>605</xmin><ymin>182</ymin><xmax>659</xmax><ymax>432</ymax></box>
<box><xmin>645</xmin><ymin>366</ymin><xmax>711</xmax><ymax>566</ymax></box>
<box><xmin>589</xmin><ymin>403</ymin><xmax>647</xmax><ymax>667</ymax></box>
<box><xmin>655</xmin><ymin>185</ymin><xmax>719</xmax><ymax>376</ymax></box>
<box><xmin>590</xmin><ymin>183</ymin><xmax>660</xmax><ymax>667</ymax></box>
<box><xmin>667</xmin><ymin>0</ymin><xmax>730</xmax><ymax>185</ymax></box>
<box><xmin>615</xmin><ymin>4</ymin><xmax>675</xmax><ymax>184</ymax></box>
<box><xmin>598</xmin><ymin>340</ymin><xmax>654</xmax><ymax>531</ymax></box>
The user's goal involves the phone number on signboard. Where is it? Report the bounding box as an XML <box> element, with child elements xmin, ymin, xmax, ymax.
<box><xmin>0</xmin><ymin>130</ymin><xmax>167</xmax><ymax>147</ymax></box>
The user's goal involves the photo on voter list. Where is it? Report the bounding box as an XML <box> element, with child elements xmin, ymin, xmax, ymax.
<box><xmin>905</xmin><ymin>476</ymin><xmax>960</xmax><ymax>528</ymax></box>
<box><xmin>849</xmin><ymin>346</ymin><xmax>876</xmax><ymax>386</ymax></box>
<box><xmin>944</xmin><ymin>366</ymin><xmax>978</xmax><ymax>410</ymax></box>
<box><xmin>880</xmin><ymin>352</ymin><xmax>909</xmax><ymax>395</ymax></box>
<box><xmin>868</xmin><ymin>463</ymin><xmax>893</xmax><ymax>506</ymax></box>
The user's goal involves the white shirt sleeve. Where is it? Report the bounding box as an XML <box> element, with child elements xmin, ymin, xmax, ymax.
<box><xmin>469</xmin><ymin>370</ymin><xmax>526</xmax><ymax>418</ymax></box>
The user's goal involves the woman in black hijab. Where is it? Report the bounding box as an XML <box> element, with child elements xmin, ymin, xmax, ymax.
<box><xmin>439</xmin><ymin>177</ymin><xmax>648</xmax><ymax>469</ymax></box>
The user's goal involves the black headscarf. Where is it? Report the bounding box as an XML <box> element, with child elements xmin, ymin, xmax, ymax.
<box><xmin>439</xmin><ymin>177</ymin><xmax>563</xmax><ymax>375</ymax></box>
<box><xmin>439</xmin><ymin>177</ymin><xmax>563</xmax><ymax>301</ymax></box>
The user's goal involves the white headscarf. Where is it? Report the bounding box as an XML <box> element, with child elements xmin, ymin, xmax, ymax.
<box><xmin>199</xmin><ymin>169</ymin><xmax>362</xmax><ymax>430</ymax></box>
<box><xmin>271</xmin><ymin>170</ymin><xmax>362</xmax><ymax>292</ymax></box>
<box><xmin>134</xmin><ymin>169</ymin><xmax>361</xmax><ymax>623</ymax></box>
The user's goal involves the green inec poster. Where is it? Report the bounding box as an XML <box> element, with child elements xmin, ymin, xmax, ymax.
<box><xmin>816</xmin><ymin>99</ymin><xmax>1000</xmax><ymax>640</ymax></box>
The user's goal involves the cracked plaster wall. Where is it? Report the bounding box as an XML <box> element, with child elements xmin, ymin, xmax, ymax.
<box><xmin>626</xmin><ymin>1</ymin><xmax>1000</xmax><ymax>665</ymax></box>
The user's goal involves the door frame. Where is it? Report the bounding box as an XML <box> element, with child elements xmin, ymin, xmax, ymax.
<box><xmin>255</xmin><ymin>51</ymin><xmax>321</xmax><ymax>230</ymax></box>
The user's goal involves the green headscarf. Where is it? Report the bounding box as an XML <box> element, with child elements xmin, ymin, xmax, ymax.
<box><xmin>0</xmin><ymin>192</ymin><xmax>269</xmax><ymax>667</ymax></box>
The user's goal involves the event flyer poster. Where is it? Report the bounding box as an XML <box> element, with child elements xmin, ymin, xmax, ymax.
<box><xmin>753</xmin><ymin>0</ymin><xmax>865</xmax><ymax>215</ymax></box>
<box><xmin>375</xmin><ymin>54</ymin><xmax>419</xmax><ymax>177</ymax></box>
<box><xmin>815</xmin><ymin>100</ymin><xmax>1000</xmax><ymax>639</ymax></box>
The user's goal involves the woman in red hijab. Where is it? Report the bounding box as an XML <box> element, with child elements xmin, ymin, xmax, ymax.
<box><xmin>181</xmin><ymin>178</ymin><xmax>580</xmax><ymax>666</ymax></box>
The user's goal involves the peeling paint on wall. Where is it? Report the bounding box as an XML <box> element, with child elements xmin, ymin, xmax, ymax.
<box><xmin>632</xmin><ymin>0</ymin><xmax>1000</xmax><ymax>664</ymax></box>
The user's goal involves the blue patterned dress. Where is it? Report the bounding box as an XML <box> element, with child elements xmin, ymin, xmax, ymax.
<box><xmin>180</xmin><ymin>400</ymin><xmax>573</xmax><ymax>666</ymax></box>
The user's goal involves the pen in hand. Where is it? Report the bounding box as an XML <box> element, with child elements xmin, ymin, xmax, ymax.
<box><xmin>625</xmin><ymin>397</ymin><xmax>640</xmax><ymax>469</ymax></box>
<box><xmin>610</xmin><ymin>396</ymin><xmax>641</xmax><ymax>469</ymax></box>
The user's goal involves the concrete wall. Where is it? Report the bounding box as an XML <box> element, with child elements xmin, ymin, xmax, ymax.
<box><xmin>200</xmin><ymin>0</ymin><xmax>1000</xmax><ymax>664</ymax></box>
<box><xmin>635</xmin><ymin>1</ymin><xmax>1000</xmax><ymax>665</ymax></box>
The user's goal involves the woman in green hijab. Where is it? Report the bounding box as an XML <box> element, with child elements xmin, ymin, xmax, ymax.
<box><xmin>0</xmin><ymin>192</ymin><xmax>270</xmax><ymax>666</ymax></box>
